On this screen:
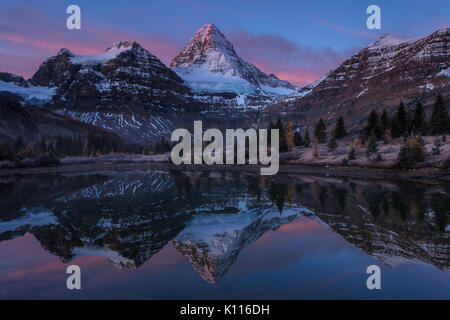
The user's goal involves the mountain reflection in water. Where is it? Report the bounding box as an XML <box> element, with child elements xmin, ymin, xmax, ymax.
<box><xmin>0</xmin><ymin>170</ymin><xmax>448</xmax><ymax>298</ymax></box>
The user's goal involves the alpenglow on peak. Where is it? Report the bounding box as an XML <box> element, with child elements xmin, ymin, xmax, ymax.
<box><xmin>171</xmin><ymin>24</ymin><xmax>297</xmax><ymax>96</ymax></box>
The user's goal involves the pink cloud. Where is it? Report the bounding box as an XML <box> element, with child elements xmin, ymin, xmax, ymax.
<box><xmin>227</xmin><ymin>29</ymin><xmax>347</xmax><ymax>86</ymax></box>
<box><xmin>0</xmin><ymin>6</ymin><xmax>183</xmax><ymax>78</ymax></box>
<box><xmin>0</xmin><ymin>5</ymin><xmax>350</xmax><ymax>87</ymax></box>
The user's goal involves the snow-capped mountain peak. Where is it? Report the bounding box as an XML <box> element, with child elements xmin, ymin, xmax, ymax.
<box><xmin>68</xmin><ymin>41</ymin><xmax>140</xmax><ymax>65</ymax></box>
<box><xmin>171</xmin><ymin>24</ymin><xmax>297</xmax><ymax>95</ymax></box>
<box><xmin>368</xmin><ymin>33</ymin><xmax>410</xmax><ymax>49</ymax></box>
<box><xmin>106</xmin><ymin>40</ymin><xmax>136</xmax><ymax>51</ymax></box>
<box><xmin>171</xmin><ymin>24</ymin><xmax>234</xmax><ymax>68</ymax></box>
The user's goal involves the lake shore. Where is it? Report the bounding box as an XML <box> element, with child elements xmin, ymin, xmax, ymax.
<box><xmin>0</xmin><ymin>153</ymin><xmax>448</xmax><ymax>185</ymax></box>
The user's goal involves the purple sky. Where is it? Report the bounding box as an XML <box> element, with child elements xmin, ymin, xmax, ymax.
<box><xmin>0</xmin><ymin>0</ymin><xmax>448</xmax><ymax>86</ymax></box>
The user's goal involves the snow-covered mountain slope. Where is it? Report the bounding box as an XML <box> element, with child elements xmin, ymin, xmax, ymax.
<box><xmin>271</xmin><ymin>28</ymin><xmax>449</xmax><ymax>131</ymax></box>
<box><xmin>0</xmin><ymin>72</ymin><xmax>56</xmax><ymax>105</ymax></box>
<box><xmin>171</xmin><ymin>24</ymin><xmax>297</xmax><ymax>96</ymax></box>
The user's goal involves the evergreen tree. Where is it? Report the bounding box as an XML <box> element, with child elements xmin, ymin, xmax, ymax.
<box><xmin>429</xmin><ymin>94</ymin><xmax>448</xmax><ymax>135</ymax></box>
<box><xmin>275</xmin><ymin>116</ymin><xmax>283</xmax><ymax>132</ymax></box>
<box><xmin>293</xmin><ymin>130</ymin><xmax>304</xmax><ymax>146</ymax></box>
<box><xmin>267</xmin><ymin>119</ymin><xmax>275</xmax><ymax>142</ymax></box>
<box><xmin>380</xmin><ymin>109</ymin><xmax>389</xmax><ymax>134</ymax></box>
<box><xmin>397</xmin><ymin>144</ymin><xmax>414</xmax><ymax>168</ymax></box>
<box><xmin>303</xmin><ymin>130</ymin><xmax>311</xmax><ymax>147</ymax></box>
<box><xmin>0</xmin><ymin>141</ymin><xmax>13</xmax><ymax>161</ymax></box>
<box><xmin>17</xmin><ymin>142</ymin><xmax>33</xmax><ymax>159</ymax></box>
<box><xmin>13</xmin><ymin>136</ymin><xmax>25</xmax><ymax>154</ymax></box>
<box><xmin>348</xmin><ymin>148</ymin><xmax>356</xmax><ymax>160</ymax></box>
<box><xmin>364</xmin><ymin>109</ymin><xmax>382</xmax><ymax>140</ymax></box>
<box><xmin>397</xmin><ymin>135</ymin><xmax>425</xmax><ymax>167</ymax></box>
<box><xmin>275</xmin><ymin>116</ymin><xmax>288</xmax><ymax>152</ymax></box>
<box><xmin>55</xmin><ymin>134</ymin><xmax>64</xmax><ymax>156</ymax></box>
<box><xmin>392</xmin><ymin>101</ymin><xmax>408</xmax><ymax>137</ymax></box>
<box><xmin>365</xmin><ymin>130</ymin><xmax>378</xmax><ymax>155</ymax></box>
<box><xmin>327</xmin><ymin>134</ymin><xmax>337</xmax><ymax>151</ymax></box>
<box><xmin>333</xmin><ymin>116</ymin><xmax>347</xmax><ymax>139</ymax></box>
<box><xmin>154</xmin><ymin>142</ymin><xmax>161</xmax><ymax>154</ymax></box>
<box><xmin>39</xmin><ymin>136</ymin><xmax>47</xmax><ymax>154</ymax></box>
<box><xmin>313</xmin><ymin>118</ymin><xmax>327</xmax><ymax>143</ymax></box>
<box><xmin>432</xmin><ymin>137</ymin><xmax>442</xmax><ymax>155</ymax></box>
<box><xmin>412</xmin><ymin>101</ymin><xmax>425</xmax><ymax>133</ymax></box>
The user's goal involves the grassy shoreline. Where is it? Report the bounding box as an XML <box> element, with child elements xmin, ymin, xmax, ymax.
<box><xmin>0</xmin><ymin>155</ymin><xmax>448</xmax><ymax>186</ymax></box>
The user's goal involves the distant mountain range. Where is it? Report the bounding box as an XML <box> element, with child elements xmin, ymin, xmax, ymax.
<box><xmin>0</xmin><ymin>25</ymin><xmax>448</xmax><ymax>144</ymax></box>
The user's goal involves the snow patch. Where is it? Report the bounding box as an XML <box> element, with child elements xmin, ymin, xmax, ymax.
<box><xmin>437</xmin><ymin>67</ymin><xmax>450</xmax><ymax>78</ymax></box>
<box><xmin>0</xmin><ymin>80</ymin><xmax>56</xmax><ymax>105</ymax></box>
<box><xmin>0</xmin><ymin>209</ymin><xmax>57</xmax><ymax>232</ymax></box>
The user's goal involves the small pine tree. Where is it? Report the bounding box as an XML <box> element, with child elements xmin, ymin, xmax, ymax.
<box><xmin>364</xmin><ymin>109</ymin><xmax>382</xmax><ymax>140</ymax></box>
<box><xmin>398</xmin><ymin>134</ymin><xmax>426</xmax><ymax>167</ymax></box>
<box><xmin>314</xmin><ymin>118</ymin><xmax>327</xmax><ymax>143</ymax></box>
<box><xmin>432</xmin><ymin>137</ymin><xmax>442</xmax><ymax>155</ymax></box>
<box><xmin>293</xmin><ymin>130</ymin><xmax>303</xmax><ymax>146</ymax></box>
<box><xmin>380</xmin><ymin>109</ymin><xmax>389</xmax><ymax>133</ymax></box>
<box><xmin>348</xmin><ymin>148</ymin><xmax>356</xmax><ymax>160</ymax></box>
<box><xmin>327</xmin><ymin>134</ymin><xmax>338</xmax><ymax>151</ymax></box>
<box><xmin>0</xmin><ymin>141</ymin><xmax>14</xmax><ymax>161</ymax></box>
<box><xmin>397</xmin><ymin>144</ymin><xmax>414</xmax><ymax>168</ymax></box>
<box><xmin>267</xmin><ymin>119</ymin><xmax>274</xmax><ymax>141</ymax></box>
<box><xmin>333</xmin><ymin>116</ymin><xmax>347</xmax><ymax>139</ymax></box>
<box><xmin>392</xmin><ymin>101</ymin><xmax>408</xmax><ymax>137</ymax></box>
<box><xmin>303</xmin><ymin>130</ymin><xmax>311</xmax><ymax>147</ymax></box>
<box><xmin>429</xmin><ymin>94</ymin><xmax>448</xmax><ymax>135</ymax></box>
<box><xmin>13</xmin><ymin>136</ymin><xmax>25</xmax><ymax>154</ymax></box>
<box><xmin>275</xmin><ymin>116</ymin><xmax>289</xmax><ymax>152</ymax></box>
<box><xmin>412</xmin><ymin>101</ymin><xmax>425</xmax><ymax>133</ymax></box>
<box><xmin>365</xmin><ymin>131</ymin><xmax>378</xmax><ymax>155</ymax></box>
<box><xmin>154</xmin><ymin>142</ymin><xmax>161</xmax><ymax>154</ymax></box>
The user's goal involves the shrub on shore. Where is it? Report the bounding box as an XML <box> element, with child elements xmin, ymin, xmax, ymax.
<box><xmin>397</xmin><ymin>134</ymin><xmax>425</xmax><ymax>168</ymax></box>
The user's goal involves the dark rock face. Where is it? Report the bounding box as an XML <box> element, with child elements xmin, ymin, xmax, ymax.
<box><xmin>30</xmin><ymin>49</ymin><xmax>81</xmax><ymax>87</ymax></box>
<box><xmin>270</xmin><ymin>28</ymin><xmax>449</xmax><ymax>132</ymax></box>
<box><xmin>0</xmin><ymin>97</ymin><xmax>38</xmax><ymax>141</ymax></box>
<box><xmin>30</xmin><ymin>41</ymin><xmax>199</xmax><ymax>143</ymax></box>
<box><xmin>0</xmin><ymin>96</ymin><xmax>124</xmax><ymax>144</ymax></box>
<box><xmin>48</xmin><ymin>42</ymin><xmax>192</xmax><ymax>112</ymax></box>
<box><xmin>0</xmin><ymin>72</ymin><xmax>29</xmax><ymax>87</ymax></box>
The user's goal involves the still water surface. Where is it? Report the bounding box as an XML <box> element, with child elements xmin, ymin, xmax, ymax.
<box><xmin>0</xmin><ymin>169</ymin><xmax>448</xmax><ymax>299</ymax></box>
